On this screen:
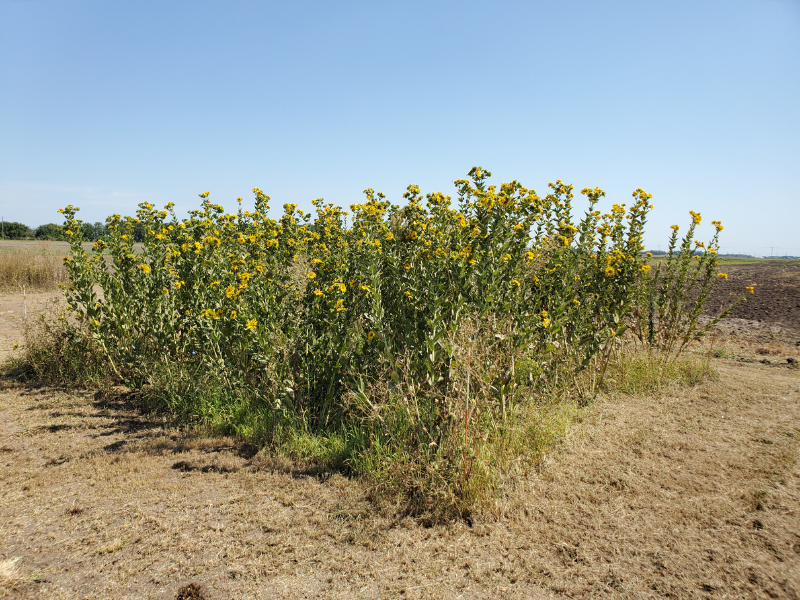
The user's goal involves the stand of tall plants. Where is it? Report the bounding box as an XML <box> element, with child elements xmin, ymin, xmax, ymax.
<box><xmin>629</xmin><ymin>212</ymin><xmax>750</xmax><ymax>362</ymax></box>
<box><xmin>45</xmin><ymin>167</ymin><xmax>662</xmax><ymax>520</ymax></box>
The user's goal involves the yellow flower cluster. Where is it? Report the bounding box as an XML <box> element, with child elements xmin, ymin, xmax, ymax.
<box><xmin>56</xmin><ymin>168</ymin><xmax>655</xmax><ymax>441</ymax></box>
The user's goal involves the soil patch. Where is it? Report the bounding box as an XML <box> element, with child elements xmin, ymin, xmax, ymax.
<box><xmin>705</xmin><ymin>260</ymin><xmax>800</xmax><ymax>336</ymax></box>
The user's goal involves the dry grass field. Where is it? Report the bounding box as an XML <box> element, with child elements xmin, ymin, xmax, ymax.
<box><xmin>1</xmin><ymin>264</ymin><xmax>799</xmax><ymax>599</ymax></box>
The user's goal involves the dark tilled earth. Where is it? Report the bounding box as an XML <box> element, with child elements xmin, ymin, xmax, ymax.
<box><xmin>706</xmin><ymin>261</ymin><xmax>800</xmax><ymax>335</ymax></box>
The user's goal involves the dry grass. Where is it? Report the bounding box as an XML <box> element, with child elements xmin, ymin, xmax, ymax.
<box><xmin>0</xmin><ymin>245</ymin><xmax>68</xmax><ymax>292</ymax></box>
<box><xmin>0</xmin><ymin>559</ymin><xmax>24</xmax><ymax>592</ymax></box>
<box><xmin>0</xmin><ymin>353</ymin><xmax>798</xmax><ymax>598</ymax></box>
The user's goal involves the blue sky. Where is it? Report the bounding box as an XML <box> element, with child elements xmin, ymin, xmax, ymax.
<box><xmin>1</xmin><ymin>0</ymin><xmax>798</xmax><ymax>255</ymax></box>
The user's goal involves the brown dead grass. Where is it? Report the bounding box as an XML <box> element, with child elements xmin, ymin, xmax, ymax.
<box><xmin>0</xmin><ymin>559</ymin><xmax>24</xmax><ymax>592</ymax></box>
<box><xmin>1</xmin><ymin>290</ymin><xmax>799</xmax><ymax>599</ymax></box>
<box><xmin>0</xmin><ymin>245</ymin><xmax>68</xmax><ymax>293</ymax></box>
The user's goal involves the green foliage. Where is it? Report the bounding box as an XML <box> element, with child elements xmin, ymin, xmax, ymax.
<box><xmin>35</xmin><ymin>223</ymin><xmax>66</xmax><ymax>241</ymax></box>
<box><xmin>80</xmin><ymin>222</ymin><xmax>108</xmax><ymax>241</ymax></box>
<box><xmin>1</xmin><ymin>221</ymin><xmax>33</xmax><ymax>239</ymax></box>
<box><xmin>630</xmin><ymin>214</ymin><xmax>748</xmax><ymax>359</ymax></box>
<box><xmin>51</xmin><ymin>167</ymin><xmax>658</xmax><ymax>520</ymax></box>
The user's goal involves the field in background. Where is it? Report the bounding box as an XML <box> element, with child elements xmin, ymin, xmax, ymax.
<box><xmin>0</xmin><ymin>240</ymin><xmax>145</xmax><ymax>293</ymax></box>
<box><xmin>0</xmin><ymin>242</ymin><xmax>69</xmax><ymax>293</ymax></box>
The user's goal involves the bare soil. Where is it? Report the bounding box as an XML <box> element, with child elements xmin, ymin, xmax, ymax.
<box><xmin>706</xmin><ymin>260</ymin><xmax>800</xmax><ymax>337</ymax></box>
<box><xmin>2</xmin><ymin>267</ymin><xmax>800</xmax><ymax>598</ymax></box>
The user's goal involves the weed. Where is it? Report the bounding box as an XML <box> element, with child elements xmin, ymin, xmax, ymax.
<box><xmin>16</xmin><ymin>167</ymin><xmax>722</xmax><ymax>519</ymax></box>
<box><xmin>630</xmin><ymin>215</ymin><xmax>749</xmax><ymax>359</ymax></box>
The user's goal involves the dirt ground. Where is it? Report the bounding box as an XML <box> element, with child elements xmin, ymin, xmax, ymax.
<box><xmin>1</xmin><ymin>267</ymin><xmax>800</xmax><ymax>599</ymax></box>
<box><xmin>706</xmin><ymin>260</ymin><xmax>800</xmax><ymax>338</ymax></box>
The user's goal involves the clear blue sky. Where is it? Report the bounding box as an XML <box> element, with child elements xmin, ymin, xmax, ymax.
<box><xmin>1</xmin><ymin>0</ymin><xmax>798</xmax><ymax>255</ymax></box>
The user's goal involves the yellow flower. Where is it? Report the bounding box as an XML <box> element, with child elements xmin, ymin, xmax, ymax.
<box><xmin>542</xmin><ymin>318</ymin><xmax>551</xmax><ymax>329</ymax></box>
<box><xmin>230</xmin><ymin>310</ymin><xmax>237</xmax><ymax>319</ymax></box>
<box><xmin>404</xmin><ymin>264</ymin><xmax>411</xmax><ymax>270</ymax></box>
<box><xmin>511</xmin><ymin>279</ymin><xmax>521</xmax><ymax>287</ymax></box>
<box><xmin>541</xmin><ymin>310</ymin><xmax>548</xmax><ymax>318</ymax></box>
<box><xmin>367</xmin><ymin>331</ymin><xmax>376</xmax><ymax>340</ymax></box>
<box><xmin>605</xmin><ymin>266</ymin><xmax>616</xmax><ymax>276</ymax></box>
<box><xmin>746</xmin><ymin>286</ymin><xmax>754</xmax><ymax>294</ymax></box>
<box><xmin>307</xmin><ymin>271</ymin><xmax>316</xmax><ymax>279</ymax></box>
<box><xmin>641</xmin><ymin>264</ymin><xmax>651</xmax><ymax>273</ymax></box>
<box><xmin>246</xmin><ymin>319</ymin><xmax>257</xmax><ymax>330</ymax></box>
<box><xmin>717</xmin><ymin>272</ymin><xmax>728</xmax><ymax>279</ymax></box>
<box><xmin>314</xmin><ymin>289</ymin><xmax>325</xmax><ymax>297</ymax></box>
<box><xmin>405</xmin><ymin>291</ymin><xmax>413</xmax><ymax>298</ymax></box>
<box><xmin>689</xmin><ymin>210</ymin><xmax>702</xmax><ymax>225</ymax></box>
<box><xmin>335</xmin><ymin>299</ymin><xmax>345</xmax><ymax>311</ymax></box>
<box><xmin>12</xmin><ymin>343</ymin><xmax>18</xmax><ymax>350</ymax></box>
<box><xmin>525</xmin><ymin>251</ymin><xmax>535</xmax><ymax>261</ymax></box>
<box><xmin>138</xmin><ymin>263</ymin><xmax>151</xmax><ymax>274</ymax></box>
<box><xmin>670</xmin><ymin>225</ymin><xmax>680</xmax><ymax>231</ymax></box>
<box><xmin>338</xmin><ymin>283</ymin><xmax>346</xmax><ymax>293</ymax></box>
<box><xmin>502</xmin><ymin>254</ymin><xmax>511</xmax><ymax>261</ymax></box>
<box><xmin>225</xmin><ymin>285</ymin><xmax>236</xmax><ymax>298</ymax></box>
<box><xmin>385</xmin><ymin>232</ymin><xmax>394</xmax><ymax>241</ymax></box>
<box><xmin>92</xmin><ymin>320</ymin><xmax>99</xmax><ymax>327</ymax></box>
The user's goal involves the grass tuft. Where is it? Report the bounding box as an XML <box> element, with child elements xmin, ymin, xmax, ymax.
<box><xmin>600</xmin><ymin>350</ymin><xmax>716</xmax><ymax>396</ymax></box>
<box><xmin>0</xmin><ymin>558</ymin><xmax>24</xmax><ymax>590</ymax></box>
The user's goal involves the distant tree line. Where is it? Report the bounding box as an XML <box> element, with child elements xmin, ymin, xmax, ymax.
<box><xmin>0</xmin><ymin>220</ymin><xmax>137</xmax><ymax>242</ymax></box>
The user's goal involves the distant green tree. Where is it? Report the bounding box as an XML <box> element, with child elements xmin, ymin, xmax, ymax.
<box><xmin>80</xmin><ymin>222</ymin><xmax>108</xmax><ymax>241</ymax></box>
<box><xmin>133</xmin><ymin>221</ymin><xmax>145</xmax><ymax>242</ymax></box>
<box><xmin>1</xmin><ymin>221</ymin><xmax>33</xmax><ymax>239</ymax></box>
<box><xmin>35</xmin><ymin>223</ymin><xmax>66</xmax><ymax>241</ymax></box>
